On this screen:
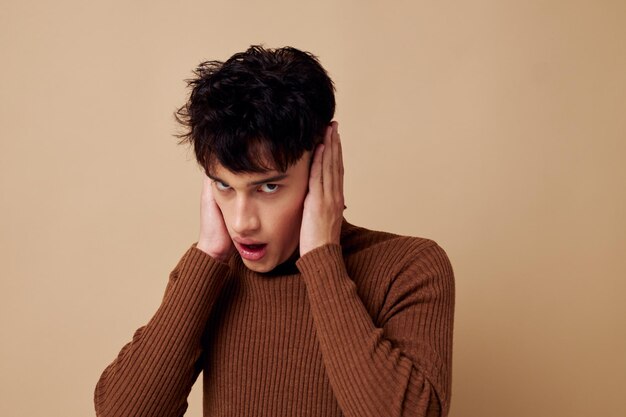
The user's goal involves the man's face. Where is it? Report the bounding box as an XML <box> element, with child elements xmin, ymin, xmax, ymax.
<box><xmin>209</xmin><ymin>152</ymin><xmax>311</xmax><ymax>273</ymax></box>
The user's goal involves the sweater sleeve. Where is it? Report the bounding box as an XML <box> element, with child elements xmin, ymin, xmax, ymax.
<box><xmin>296</xmin><ymin>242</ymin><xmax>455</xmax><ymax>417</ymax></box>
<box><xmin>94</xmin><ymin>243</ymin><xmax>231</xmax><ymax>417</ymax></box>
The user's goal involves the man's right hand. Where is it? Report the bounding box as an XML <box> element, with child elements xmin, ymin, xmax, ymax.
<box><xmin>196</xmin><ymin>174</ymin><xmax>235</xmax><ymax>262</ymax></box>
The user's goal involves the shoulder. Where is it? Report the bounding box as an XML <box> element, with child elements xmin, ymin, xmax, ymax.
<box><xmin>341</xmin><ymin>219</ymin><xmax>451</xmax><ymax>263</ymax></box>
<box><xmin>338</xmin><ymin>220</ymin><xmax>454</xmax><ymax>325</ymax></box>
<box><xmin>340</xmin><ymin>219</ymin><xmax>454</xmax><ymax>288</ymax></box>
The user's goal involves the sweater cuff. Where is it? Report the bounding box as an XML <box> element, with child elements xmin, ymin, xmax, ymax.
<box><xmin>296</xmin><ymin>243</ymin><xmax>346</xmax><ymax>304</ymax></box>
<box><xmin>164</xmin><ymin>242</ymin><xmax>231</xmax><ymax>310</ymax></box>
<box><xmin>172</xmin><ymin>242</ymin><xmax>229</xmax><ymax>275</ymax></box>
<box><xmin>296</xmin><ymin>244</ymin><xmax>346</xmax><ymax>293</ymax></box>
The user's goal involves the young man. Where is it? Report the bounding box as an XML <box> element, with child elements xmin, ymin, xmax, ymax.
<box><xmin>94</xmin><ymin>46</ymin><xmax>454</xmax><ymax>417</ymax></box>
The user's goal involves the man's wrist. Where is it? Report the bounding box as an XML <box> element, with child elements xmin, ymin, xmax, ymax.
<box><xmin>195</xmin><ymin>240</ymin><xmax>227</xmax><ymax>262</ymax></box>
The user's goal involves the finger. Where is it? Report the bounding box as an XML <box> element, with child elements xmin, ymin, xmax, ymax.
<box><xmin>309</xmin><ymin>143</ymin><xmax>325</xmax><ymax>193</ymax></box>
<box><xmin>336</xmin><ymin>127</ymin><xmax>344</xmax><ymax>205</ymax></box>
<box><xmin>322</xmin><ymin>123</ymin><xmax>334</xmax><ymax>196</ymax></box>
<box><xmin>331</xmin><ymin>122</ymin><xmax>341</xmax><ymax>200</ymax></box>
<box><xmin>202</xmin><ymin>173</ymin><xmax>216</xmax><ymax>200</ymax></box>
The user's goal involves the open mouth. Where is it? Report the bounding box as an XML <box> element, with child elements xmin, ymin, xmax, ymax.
<box><xmin>236</xmin><ymin>242</ymin><xmax>268</xmax><ymax>261</ymax></box>
<box><xmin>241</xmin><ymin>243</ymin><xmax>265</xmax><ymax>250</ymax></box>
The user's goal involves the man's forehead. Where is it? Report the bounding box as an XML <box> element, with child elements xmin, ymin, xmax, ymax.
<box><xmin>207</xmin><ymin>149</ymin><xmax>312</xmax><ymax>179</ymax></box>
<box><xmin>210</xmin><ymin>161</ymin><xmax>283</xmax><ymax>180</ymax></box>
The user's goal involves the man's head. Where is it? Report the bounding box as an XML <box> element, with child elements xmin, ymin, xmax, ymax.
<box><xmin>176</xmin><ymin>45</ymin><xmax>335</xmax><ymax>174</ymax></box>
<box><xmin>176</xmin><ymin>46</ymin><xmax>336</xmax><ymax>272</ymax></box>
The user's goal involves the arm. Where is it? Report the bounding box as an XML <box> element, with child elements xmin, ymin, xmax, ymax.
<box><xmin>298</xmin><ymin>123</ymin><xmax>454</xmax><ymax>416</ymax></box>
<box><xmin>94</xmin><ymin>244</ymin><xmax>231</xmax><ymax>417</ymax></box>
<box><xmin>95</xmin><ymin>176</ymin><xmax>236</xmax><ymax>417</ymax></box>
<box><xmin>296</xmin><ymin>241</ymin><xmax>455</xmax><ymax>417</ymax></box>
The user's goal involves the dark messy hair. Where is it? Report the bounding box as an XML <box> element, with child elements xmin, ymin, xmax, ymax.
<box><xmin>175</xmin><ymin>45</ymin><xmax>336</xmax><ymax>174</ymax></box>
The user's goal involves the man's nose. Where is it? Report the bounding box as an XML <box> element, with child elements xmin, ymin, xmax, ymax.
<box><xmin>232</xmin><ymin>197</ymin><xmax>260</xmax><ymax>235</ymax></box>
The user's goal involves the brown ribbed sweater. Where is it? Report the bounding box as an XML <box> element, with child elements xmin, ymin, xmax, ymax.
<box><xmin>94</xmin><ymin>221</ymin><xmax>455</xmax><ymax>417</ymax></box>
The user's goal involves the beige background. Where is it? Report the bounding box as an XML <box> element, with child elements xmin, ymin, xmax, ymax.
<box><xmin>1</xmin><ymin>1</ymin><xmax>625</xmax><ymax>416</ymax></box>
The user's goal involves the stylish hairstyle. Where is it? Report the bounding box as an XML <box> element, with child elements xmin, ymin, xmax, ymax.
<box><xmin>175</xmin><ymin>45</ymin><xmax>336</xmax><ymax>174</ymax></box>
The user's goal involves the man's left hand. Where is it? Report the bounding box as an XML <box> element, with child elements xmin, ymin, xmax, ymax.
<box><xmin>299</xmin><ymin>121</ymin><xmax>345</xmax><ymax>256</ymax></box>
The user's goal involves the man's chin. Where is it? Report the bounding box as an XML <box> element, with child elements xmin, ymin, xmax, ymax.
<box><xmin>241</xmin><ymin>257</ymin><xmax>275</xmax><ymax>273</ymax></box>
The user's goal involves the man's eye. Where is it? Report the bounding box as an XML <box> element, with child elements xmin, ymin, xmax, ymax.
<box><xmin>259</xmin><ymin>183</ymin><xmax>279</xmax><ymax>193</ymax></box>
<box><xmin>214</xmin><ymin>181</ymin><xmax>230</xmax><ymax>191</ymax></box>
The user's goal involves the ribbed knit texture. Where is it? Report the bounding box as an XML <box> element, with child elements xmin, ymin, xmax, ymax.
<box><xmin>95</xmin><ymin>221</ymin><xmax>455</xmax><ymax>417</ymax></box>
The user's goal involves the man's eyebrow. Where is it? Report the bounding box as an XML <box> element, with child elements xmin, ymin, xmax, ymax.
<box><xmin>207</xmin><ymin>173</ymin><xmax>289</xmax><ymax>187</ymax></box>
<box><xmin>248</xmin><ymin>174</ymin><xmax>288</xmax><ymax>186</ymax></box>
